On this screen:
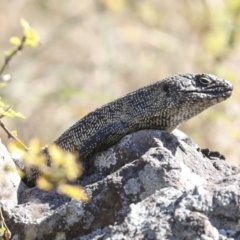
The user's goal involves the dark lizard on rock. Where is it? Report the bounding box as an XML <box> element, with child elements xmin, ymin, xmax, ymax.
<box><xmin>15</xmin><ymin>73</ymin><xmax>233</xmax><ymax>187</ymax></box>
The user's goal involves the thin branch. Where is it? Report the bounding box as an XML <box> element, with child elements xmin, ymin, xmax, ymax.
<box><xmin>0</xmin><ymin>36</ymin><xmax>26</xmax><ymax>76</ymax></box>
<box><xmin>0</xmin><ymin>120</ymin><xmax>29</xmax><ymax>151</ymax></box>
<box><xmin>0</xmin><ymin>106</ymin><xmax>12</xmax><ymax>119</ymax></box>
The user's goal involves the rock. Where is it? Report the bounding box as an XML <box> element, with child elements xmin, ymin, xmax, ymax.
<box><xmin>0</xmin><ymin>140</ymin><xmax>26</xmax><ymax>208</ymax></box>
<box><xmin>1</xmin><ymin>130</ymin><xmax>240</xmax><ymax>240</ymax></box>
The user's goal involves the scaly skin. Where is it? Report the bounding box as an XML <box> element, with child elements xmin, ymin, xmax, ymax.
<box><xmin>54</xmin><ymin>73</ymin><xmax>232</xmax><ymax>158</ymax></box>
<box><xmin>19</xmin><ymin>73</ymin><xmax>233</xmax><ymax>187</ymax></box>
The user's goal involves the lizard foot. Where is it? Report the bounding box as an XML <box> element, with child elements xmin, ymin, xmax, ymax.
<box><xmin>197</xmin><ymin>147</ymin><xmax>226</xmax><ymax>161</ymax></box>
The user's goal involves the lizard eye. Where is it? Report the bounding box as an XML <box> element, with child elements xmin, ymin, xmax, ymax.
<box><xmin>199</xmin><ymin>77</ymin><xmax>211</xmax><ymax>86</ymax></box>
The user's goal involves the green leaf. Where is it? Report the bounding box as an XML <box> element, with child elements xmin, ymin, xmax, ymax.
<box><xmin>12</xmin><ymin>112</ymin><xmax>25</xmax><ymax>118</ymax></box>
<box><xmin>0</xmin><ymin>111</ymin><xmax>14</xmax><ymax>117</ymax></box>
<box><xmin>0</xmin><ymin>102</ymin><xmax>25</xmax><ymax>118</ymax></box>
<box><xmin>57</xmin><ymin>184</ymin><xmax>89</xmax><ymax>201</ymax></box>
<box><xmin>0</xmin><ymin>227</ymin><xmax>6</xmax><ymax>236</ymax></box>
<box><xmin>9</xmin><ymin>37</ymin><xmax>21</xmax><ymax>46</ymax></box>
<box><xmin>24</xmin><ymin>38</ymin><xmax>39</xmax><ymax>47</ymax></box>
<box><xmin>11</xmin><ymin>130</ymin><xmax>18</xmax><ymax>137</ymax></box>
<box><xmin>20</xmin><ymin>19</ymin><xmax>40</xmax><ymax>47</ymax></box>
<box><xmin>8</xmin><ymin>109</ymin><xmax>25</xmax><ymax>119</ymax></box>
<box><xmin>20</xmin><ymin>18</ymin><xmax>30</xmax><ymax>29</ymax></box>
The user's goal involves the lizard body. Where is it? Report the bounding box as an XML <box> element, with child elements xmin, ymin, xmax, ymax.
<box><xmin>17</xmin><ymin>73</ymin><xmax>233</xmax><ymax>187</ymax></box>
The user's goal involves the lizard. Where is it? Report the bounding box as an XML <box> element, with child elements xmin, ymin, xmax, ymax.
<box><xmin>14</xmin><ymin>73</ymin><xmax>233</xmax><ymax>187</ymax></box>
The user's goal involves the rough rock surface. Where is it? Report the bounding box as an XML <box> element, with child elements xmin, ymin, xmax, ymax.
<box><xmin>0</xmin><ymin>130</ymin><xmax>240</xmax><ymax>240</ymax></box>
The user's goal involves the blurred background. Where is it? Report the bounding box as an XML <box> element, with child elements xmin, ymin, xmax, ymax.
<box><xmin>0</xmin><ymin>0</ymin><xmax>239</xmax><ymax>164</ymax></box>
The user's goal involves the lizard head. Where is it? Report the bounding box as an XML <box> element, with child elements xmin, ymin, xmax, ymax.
<box><xmin>158</xmin><ymin>73</ymin><xmax>233</xmax><ymax>132</ymax></box>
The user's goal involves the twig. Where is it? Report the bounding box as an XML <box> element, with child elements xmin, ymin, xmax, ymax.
<box><xmin>0</xmin><ymin>106</ymin><xmax>12</xmax><ymax>120</ymax></box>
<box><xmin>0</xmin><ymin>36</ymin><xmax>26</xmax><ymax>76</ymax></box>
<box><xmin>0</xmin><ymin>120</ymin><xmax>29</xmax><ymax>151</ymax></box>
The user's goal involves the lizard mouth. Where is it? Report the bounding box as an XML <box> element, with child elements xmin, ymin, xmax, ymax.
<box><xmin>203</xmin><ymin>89</ymin><xmax>232</xmax><ymax>96</ymax></box>
<box><xmin>203</xmin><ymin>86</ymin><xmax>233</xmax><ymax>97</ymax></box>
<box><xmin>187</xmin><ymin>86</ymin><xmax>233</xmax><ymax>98</ymax></box>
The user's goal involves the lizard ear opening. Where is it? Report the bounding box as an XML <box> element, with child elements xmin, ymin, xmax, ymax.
<box><xmin>163</xmin><ymin>84</ymin><xmax>170</xmax><ymax>95</ymax></box>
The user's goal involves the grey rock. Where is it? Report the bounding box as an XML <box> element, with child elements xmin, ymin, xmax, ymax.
<box><xmin>0</xmin><ymin>140</ymin><xmax>26</xmax><ymax>208</ymax></box>
<box><xmin>1</xmin><ymin>130</ymin><xmax>240</xmax><ymax>240</ymax></box>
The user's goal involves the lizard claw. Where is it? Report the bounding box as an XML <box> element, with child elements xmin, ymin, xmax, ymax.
<box><xmin>197</xmin><ymin>147</ymin><xmax>226</xmax><ymax>161</ymax></box>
